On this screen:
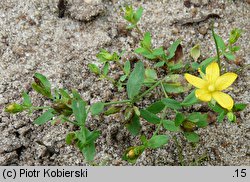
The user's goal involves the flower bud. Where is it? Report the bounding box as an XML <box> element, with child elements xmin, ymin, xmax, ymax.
<box><xmin>227</xmin><ymin>112</ymin><xmax>236</xmax><ymax>122</ymax></box>
<box><xmin>5</xmin><ymin>103</ymin><xmax>24</xmax><ymax>113</ymax></box>
<box><xmin>126</xmin><ymin>149</ymin><xmax>135</xmax><ymax>159</ymax></box>
<box><xmin>123</xmin><ymin>146</ymin><xmax>145</xmax><ymax>163</ymax></box>
<box><xmin>181</xmin><ymin>120</ymin><xmax>197</xmax><ymax>132</ymax></box>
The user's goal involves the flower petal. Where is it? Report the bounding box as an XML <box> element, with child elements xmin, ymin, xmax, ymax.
<box><xmin>184</xmin><ymin>74</ymin><xmax>207</xmax><ymax>89</ymax></box>
<box><xmin>195</xmin><ymin>89</ymin><xmax>212</xmax><ymax>102</ymax></box>
<box><xmin>205</xmin><ymin>62</ymin><xmax>220</xmax><ymax>82</ymax></box>
<box><xmin>215</xmin><ymin>73</ymin><xmax>237</xmax><ymax>91</ymax></box>
<box><xmin>212</xmin><ymin>91</ymin><xmax>234</xmax><ymax>110</ymax></box>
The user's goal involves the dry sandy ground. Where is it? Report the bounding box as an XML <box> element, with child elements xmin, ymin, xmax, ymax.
<box><xmin>0</xmin><ymin>0</ymin><xmax>249</xmax><ymax>165</ymax></box>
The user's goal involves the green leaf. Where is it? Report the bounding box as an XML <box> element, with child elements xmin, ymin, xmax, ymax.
<box><xmin>152</xmin><ymin>47</ymin><xmax>165</xmax><ymax>56</ymax></box>
<box><xmin>65</xmin><ymin>132</ymin><xmax>76</xmax><ymax>145</ymax></box>
<box><xmin>34</xmin><ymin>73</ymin><xmax>51</xmax><ymax>91</ymax></box>
<box><xmin>140</xmin><ymin>109</ymin><xmax>161</xmax><ymax>124</ymax></box>
<box><xmin>75</xmin><ymin>128</ymin><xmax>100</xmax><ymax>161</ymax></box>
<box><xmin>59</xmin><ymin>89</ymin><xmax>71</xmax><ymax>99</ymax></box>
<box><xmin>154</xmin><ymin>61</ymin><xmax>165</xmax><ymax>68</ymax></box>
<box><xmin>186</xmin><ymin>112</ymin><xmax>208</xmax><ymax>128</ymax></box>
<box><xmin>119</xmin><ymin>75</ymin><xmax>127</xmax><ymax>82</ymax></box>
<box><xmin>22</xmin><ymin>92</ymin><xmax>32</xmax><ymax>107</ymax></box>
<box><xmin>191</xmin><ymin>62</ymin><xmax>200</xmax><ymax>70</ymax></box>
<box><xmin>141</xmin><ymin>52</ymin><xmax>157</xmax><ymax>59</ymax></box>
<box><xmin>229</xmin><ymin>28</ymin><xmax>242</xmax><ymax>44</ymax></box>
<box><xmin>214</xmin><ymin>33</ymin><xmax>226</xmax><ymax>51</ymax></box>
<box><xmin>82</xmin><ymin>142</ymin><xmax>96</xmax><ymax>161</ymax></box>
<box><xmin>77</xmin><ymin>128</ymin><xmax>99</xmax><ymax>146</ymax></box>
<box><xmin>34</xmin><ymin>109</ymin><xmax>55</xmax><ymax>125</ymax></box>
<box><xmin>72</xmin><ymin>98</ymin><xmax>87</xmax><ymax>125</ymax></box>
<box><xmin>142</xmin><ymin>32</ymin><xmax>151</xmax><ymax>48</ymax></box>
<box><xmin>53</xmin><ymin>89</ymin><xmax>60</xmax><ymax>100</ymax></box>
<box><xmin>167</xmin><ymin>39</ymin><xmax>181</xmax><ymax>60</ymax></box>
<box><xmin>135</xmin><ymin>47</ymin><xmax>156</xmax><ymax>59</ymax></box>
<box><xmin>190</xmin><ymin>44</ymin><xmax>200</xmax><ymax>62</ymax></box>
<box><xmin>217</xmin><ymin>112</ymin><xmax>225</xmax><ymax>123</ymax></box>
<box><xmin>162</xmin><ymin>120</ymin><xmax>180</xmax><ymax>132</ymax></box>
<box><xmin>146</xmin><ymin>100</ymin><xmax>165</xmax><ymax>114</ymax></box>
<box><xmin>72</xmin><ymin>90</ymin><xmax>82</xmax><ymax>100</ymax></box>
<box><xmin>230</xmin><ymin>46</ymin><xmax>240</xmax><ymax>52</ymax></box>
<box><xmin>196</xmin><ymin>120</ymin><xmax>208</xmax><ymax>128</ymax></box>
<box><xmin>163</xmin><ymin>83</ymin><xmax>185</xmax><ymax>93</ymax></box>
<box><xmin>85</xmin><ymin>130</ymin><xmax>101</xmax><ymax>144</ymax></box>
<box><xmin>181</xmin><ymin>90</ymin><xmax>199</xmax><ymax>107</ymax></box>
<box><xmin>145</xmin><ymin>68</ymin><xmax>157</xmax><ymax>80</ymax></box>
<box><xmin>147</xmin><ymin>135</ymin><xmax>169</xmax><ymax>149</ymax></box>
<box><xmin>134</xmin><ymin>47</ymin><xmax>148</xmax><ymax>54</ymax></box>
<box><xmin>32</xmin><ymin>73</ymin><xmax>52</xmax><ymax>98</ymax></box>
<box><xmin>134</xmin><ymin>7</ymin><xmax>143</xmax><ymax>22</ymax></box>
<box><xmin>168</xmin><ymin>62</ymin><xmax>184</xmax><ymax>71</ymax></box>
<box><xmin>126</xmin><ymin>114</ymin><xmax>141</xmax><ymax>136</ymax></box>
<box><xmin>102</xmin><ymin>62</ymin><xmax>109</xmax><ymax>76</ymax></box>
<box><xmin>124</xmin><ymin>60</ymin><xmax>131</xmax><ymax>76</ymax></box>
<box><xmin>233</xmin><ymin>103</ymin><xmax>247</xmax><ymax>112</ymax></box>
<box><xmin>223</xmin><ymin>52</ymin><xmax>235</xmax><ymax>61</ymax></box>
<box><xmin>127</xmin><ymin>61</ymin><xmax>145</xmax><ymax>99</ymax></box>
<box><xmin>161</xmin><ymin>98</ymin><xmax>182</xmax><ymax>110</ymax></box>
<box><xmin>90</xmin><ymin>102</ymin><xmax>105</xmax><ymax>116</ymax></box>
<box><xmin>140</xmin><ymin>135</ymin><xmax>148</xmax><ymax>145</ymax></box>
<box><xmin>113</xmin><ymin>52</ymin><xmax>119</xmax><ymax>61</ymax></box>
<box><xmin>97</xmin><ymin>49</ymin><xmax>113</xmax><ymax>61</ymax></box>
<box><xmin>187</xmin><ymin>112</ymin><xmax>207</xmax><ymax>123</ymax></box>
<box><xmin>75</xmin><ymin>128</ymin><xmax>87</xmax><ymax>145</ymax></box>
<box><xmin>208</xmin><ymin>102</ymin><xmax>225</xmax><ymax>114</ymax></box>
<box><xmin>175</xmin><ymin>113</ymin><xmax>185</xmax><ymax>126</ymax></box>
<box><xmin>184</xmin><ymin>132</ymin><xmax>199</xmax><ymax>143</ymax></box>
<box><xmin>88</xmin><ymin>63</ymin><xmax>100</xmax><ymax>75</ymax></box>
<box><xmin>31</xmin><ymin>83</ymin><xmax>48</xmax><ymax>98</ymax></box>
<box><xmin>124</xmin><ymin>5</ymin><xmax>133</xmax><ymax>21</ymax></box>
<box><xmin>104</xmin><ymin>106</ymin><xmax>122</xmax><ymax>116</ymax></box>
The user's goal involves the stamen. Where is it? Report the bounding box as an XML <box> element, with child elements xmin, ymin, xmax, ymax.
<box><xmin>208</xmin><ymin>84</ymin><xmax>215</xmax><ymax>92</ymax></box>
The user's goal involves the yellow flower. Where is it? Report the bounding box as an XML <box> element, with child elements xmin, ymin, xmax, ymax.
<box><xmin>184</xmin><ymin>62</ymin><xmax>237</xmax><ymax>110</ymax></box>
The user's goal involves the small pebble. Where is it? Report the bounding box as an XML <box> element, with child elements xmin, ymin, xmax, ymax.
<box><xmin>198</xmin><ymin>26</ymin><xmax>207</xmax><ymax>35</ymax></box>
<box><xmin>190</xmin><ymin>30</ymin><xmax>196</xmax><ymax>35</ymax></box>
<box><xmin>191</xmin><ymin>8</ymin><xmax>198</xmax><ymax>17</ymax></box>
<box><xmin>202</xmin><ymin>0</ymin><xmax>209</xmax><ymax>5</ymax></box>
<box><xmin>171</xmin><ymin>27</ymin><xmax>179</xmax><ymax>35</ymax></box>
<box><xmin>184</xmin><ymin>0</ymin><xmax>191</xmax><ymax>8</ymax></box>
<box><xmin>214</xmin><ymin>22</ymin><xmax>219</xmax><ymax>28</ymax></box>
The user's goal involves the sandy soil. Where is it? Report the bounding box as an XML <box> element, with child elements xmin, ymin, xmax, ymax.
<box><xmin>0</xmin><ymin>0</ymin><xmax>249</xmax><ymax>165</ymax></box>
